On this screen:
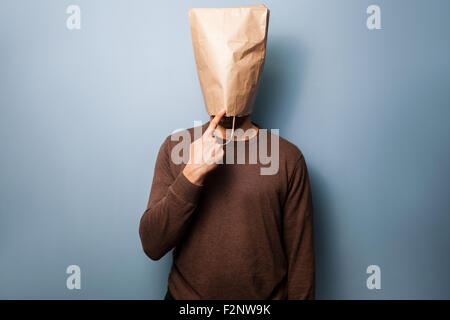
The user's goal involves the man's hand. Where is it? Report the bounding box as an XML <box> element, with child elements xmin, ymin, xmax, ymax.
<box><xmin>182</xmin><ymin>109</ymin><xmax>226</xmax><ymax>186</ymax></box>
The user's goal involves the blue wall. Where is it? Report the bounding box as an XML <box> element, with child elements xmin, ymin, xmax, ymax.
<box><xmin>1</xmin><ymin>0</ymin><xmax>449</xmax><ymax>299</ymax></box>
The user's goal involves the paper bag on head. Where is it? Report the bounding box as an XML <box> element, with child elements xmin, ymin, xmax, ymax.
<box><xmin>188</xmin><ymin>4</ymin><xmax>270</xmax><ymax>117</ymax></box>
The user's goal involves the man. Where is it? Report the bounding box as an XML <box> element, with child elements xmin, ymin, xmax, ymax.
<box><xmin>139</xmin><ymin>108</ymin><xmax>315</xmax><ymax>299</ymax></box>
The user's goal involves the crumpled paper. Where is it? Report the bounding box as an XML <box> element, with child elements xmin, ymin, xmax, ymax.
<box><xmin>188</xmin><ymin>4</ymin><xmax>270</xmax><ymax>116</ymax></box>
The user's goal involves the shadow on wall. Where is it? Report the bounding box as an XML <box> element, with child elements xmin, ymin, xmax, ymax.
<box><xmin>253</xmin><ymin>35</ymin><xmax>336</xmax><ymax>299</ymax></box>
<box><xmin>253</xmin><ymin>35</ymin><xmax>306</xmax><ymax>129</ymax></box>
<box><xmin>308</xmin><ymin>166</ymin><xmax>339</xmax><ymax>299</ymax></box>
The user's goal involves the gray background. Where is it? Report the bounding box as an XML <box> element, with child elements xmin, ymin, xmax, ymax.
<box><xmin>1</xmin><ymin>0</ymin><xmax>449</xmax><ymax>299</ymax></box>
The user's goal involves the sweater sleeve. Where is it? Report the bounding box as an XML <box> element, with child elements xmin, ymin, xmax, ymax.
<box><xmin>283</xmin><ymin>155</ymin><xmax>315</xmax><ymax>299</ymax></box>
<box><xmin>139</xmin><ymin>136</ymin><xmax>203</xmax><ymax>261</ymax></box>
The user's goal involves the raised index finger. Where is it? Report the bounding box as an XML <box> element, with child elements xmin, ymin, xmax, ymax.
<box><xmin>207</xmin><ymin>108</ymin><xmax>226</xmax><ymax>132</ymax></box>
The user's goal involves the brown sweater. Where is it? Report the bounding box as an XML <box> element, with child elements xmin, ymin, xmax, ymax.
<box><xmin>139</xmin><ymin>122</ymin><xmax>315</xmax><ymax>300</ymax></box>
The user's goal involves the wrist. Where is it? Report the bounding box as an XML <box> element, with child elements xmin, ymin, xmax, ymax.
<box><xmin>183</xmin><ymin>164</ymin><xmax>205</xmax><ymax>186</ymax></box>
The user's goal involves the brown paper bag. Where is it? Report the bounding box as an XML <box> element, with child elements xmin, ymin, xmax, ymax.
<box><xmin>188</xmin><ymin>4</ymin><xmax>270</xmax><ymax>117</ymax></box>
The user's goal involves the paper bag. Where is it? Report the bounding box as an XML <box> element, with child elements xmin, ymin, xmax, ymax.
<box><xmin>188</xmin><ymin>4</ymin><xmax>270</xmax><ymax>117</ymax></box>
